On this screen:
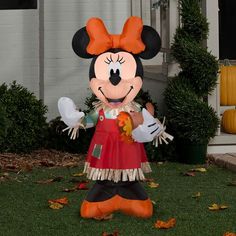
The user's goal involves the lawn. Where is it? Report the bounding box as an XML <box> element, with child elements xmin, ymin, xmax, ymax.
<box><xmin>0</xmin><ymin>162</ymin><xmax>235</xmax><ymax>236</ymax></box>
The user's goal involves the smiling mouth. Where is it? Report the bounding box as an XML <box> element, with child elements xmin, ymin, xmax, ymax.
<box><xmin>98</xmin><ymin>86</ymin><xmax>134</xmax><ymax>104</ymax></box>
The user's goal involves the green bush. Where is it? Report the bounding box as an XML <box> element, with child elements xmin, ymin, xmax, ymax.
<box><xmin>164</xmin><ymin>0</ymin><xmax>219</xmax><ymax>145</ymax></box>
<box><xmin>0</xmin><ymin>103</ymin><xmax>9</xmax><ymax>146</ymax></box>
<box><xmin>46</xmin><ymin>116</ymin><xmax>94</xmax><ymax>154</ymax></box>
<box><xmin>172</xmin><ymin>29</ymin><xmax>219</xmax><ymax>96</ymax></box>
<box><xmin>0</xmin><ymin>81</ymin><xmax>48</xmax><ymax>153</ymax></box>
<box><xmin>165</xmin><ymin>77</ymin><xmax>219</xmax><ymax>144</ymax></box>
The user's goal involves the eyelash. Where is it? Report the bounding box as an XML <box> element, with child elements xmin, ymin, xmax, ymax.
<box><xmin>104</xmin><ymin>54</ymin><xmax>125</xmax><ymax>65</ymax></box>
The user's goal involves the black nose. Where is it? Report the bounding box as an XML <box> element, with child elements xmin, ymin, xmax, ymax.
<box><xmin>109</xmin><ymin>69</ymin><xmax>121</xmax><ymax>86</ymax></box>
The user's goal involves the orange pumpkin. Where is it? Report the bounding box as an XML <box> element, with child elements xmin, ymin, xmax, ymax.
<box><xmin>222</xmin><ymin>109</ymin><xmax>236</xmax><ymax>134</ymax></box>
<box><xmin>220</xmin><ymin>66</ymin><xmax>236</xmax><ymax>106</ymax></box>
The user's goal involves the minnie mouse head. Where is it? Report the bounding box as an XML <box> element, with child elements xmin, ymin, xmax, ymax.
<box><xmin>72</xmin><ymin>17</ymin><xmax>161</xmax><ymax>108</ymax></box>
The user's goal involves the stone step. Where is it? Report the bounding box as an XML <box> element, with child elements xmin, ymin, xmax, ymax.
<box><xmin>208</xmin><ymin>153</ymin><xmax>236</xmax><ymax>172</ymax></box>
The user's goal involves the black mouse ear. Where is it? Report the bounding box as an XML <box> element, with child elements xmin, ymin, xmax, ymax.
<box><xmin>72</xmin><ymin>27</ymin><xmax>93</xmax><ymax>59</ymax></box>
<box><xmin>138</xmin><ymin>25</ymin><xmax>161</xmax><ymax>59</ymax></box>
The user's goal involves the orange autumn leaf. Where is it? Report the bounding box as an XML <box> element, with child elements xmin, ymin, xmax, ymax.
<box><xmin>117</xmin><ymin>112</ymin><xmax>131</xmax><ymax>127</ymax></box>
<box><xmin>154</xmin><ymin>218</ymin><xmax>176</xmax><ymax>229</ymax></box>
<box><xmin>117</xmin><ymin>112</ymin><xmax>134</xmax><ymax>143</ymax></box>
<box><xmin>48</xmin><ymin>197</ymin><xmax>68</xmax><ymax>205</ymax></box>
<box><xmin>224</xmin><ymin>232</ymin><xmax>236</xmax><ymax>236</ymax></box>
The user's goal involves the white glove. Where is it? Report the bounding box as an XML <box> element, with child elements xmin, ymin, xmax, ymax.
<box><xmin>58</xmin><ymin>97</ymin><xmax>84</xmax><ymax>128</ymax></box>
<box><xmin>132</xmin><ymin>108</ymin><xmax>163</xmax><ymax>143</ymax></box>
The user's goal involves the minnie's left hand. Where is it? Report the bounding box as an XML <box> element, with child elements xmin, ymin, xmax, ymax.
<box><xmin>132</xmin><ymin>108</ymin><xmax>164</xmax><ymax>143</ymax></box>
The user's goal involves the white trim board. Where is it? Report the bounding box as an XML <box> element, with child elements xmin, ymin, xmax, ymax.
<box><xmin>207</xmin><ymin>145</ymin><xmax>236</xmax><ymax>154</ymax></box>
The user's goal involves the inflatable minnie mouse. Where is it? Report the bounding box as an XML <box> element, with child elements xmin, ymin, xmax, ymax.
<box><xmin>58</xmin><ymin>16</ymin><xmax>173</xmax><ymax>219</ymax></box>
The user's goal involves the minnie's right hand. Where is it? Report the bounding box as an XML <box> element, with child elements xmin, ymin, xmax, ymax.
<box><xmin>58</xmin><ymin>97</ymin><xmax>84</xmax><ymax>128</ymax></box>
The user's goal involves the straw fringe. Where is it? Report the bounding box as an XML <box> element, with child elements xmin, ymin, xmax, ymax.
<box><xmin>83</xmin><ymin>162</ymin><xmax>151</xmax><ymax>183</ymax></box>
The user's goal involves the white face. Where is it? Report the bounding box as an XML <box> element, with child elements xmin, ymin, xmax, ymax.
<box><xmin>90</xmin><ymin>51</ymin><xmax>142</xmax><ymax>108</ymax></box>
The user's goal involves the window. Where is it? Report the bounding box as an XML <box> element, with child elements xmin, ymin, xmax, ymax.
<box><xmin>0</xmin><ymin>0</ymin><xmax>37</xmax><ymax>10</ymax></box>
<box><xmin>219</xmin><ymin>0</ymin><xmax>236</xmax><ymax>60</ymax></box>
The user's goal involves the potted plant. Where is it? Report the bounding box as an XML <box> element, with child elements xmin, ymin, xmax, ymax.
<box><xmin>164</xmin><ymin>0</ymin><xmax>219</xmax><ymax>164</ymax></box>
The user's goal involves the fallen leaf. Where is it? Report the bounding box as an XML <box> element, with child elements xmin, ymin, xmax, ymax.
<box><xmin>154</xmin><ymin>218</ymin><xmax>176</xmax><ymax>229</ymax></box>
<box><xmin>182</xmin><ymin>171</ymin><xmax>195</xmax><ymax>177</ymax></box>
<box><xmin>148</xmin><ymin>182</ymin><xmax>160</xmax><ymax>188</ymax></box>
<box><xmin>75</xmin><ymin>182</ymin><xmax>89</xmax><ymax>190</ymax></box>
<box><xmin>40</xmin><ymin>160</ymin><xmax>55</xmax><ymax>167</ymax></box>
<box><xmin>5</xmin><ymin>164</ymin><xmax>17</xmax><ymax>170</ymax></box>
<box><xmin>102</xmin><ymin>230</ymin><xmax>118</xmax><ymax>236</ymax></box>
<box><xmin>192</xmin><ymin>192</ymin><xmax>201</xmax><ymax>199</ymax></box>
<box><xmin>223</xmin><ymin>232</ymin><xmax>236</xmax><ymax>236</ymax></box>
<box><xmin>144</xmin><ymin>178</ymin><xmax>155</xmax><ymax>183</ymax></box>
<box><xmin>208</xmin><ymin>203</ymin><xmax>228</xmax><ymax>211</ymax></box>
<box><xmin>190</xmin><ymin>167</ymin><xmax>207</xmax><ymax>172</ymax></box>
<box><xmin>48</xmin><ymin>197</ymin><xmax>68</xmax><ymax>205</ymax></box>
<box><xmin>36</xmin><ymin>176</ymin><xmax>63</xmax><ymax>184</ymax></box>
<box><xmin>49</xmin><ymin>202</ymin><xmax>64</xmax><ymax>210</ymax></box>
<box><xmin>63</xmin><ymin>162</ymin><xmax>78</xmax><ymax>168</ymax></box>
<box><xmin>72</xmin><ymin>172</ymin><xmax>85</xmax><ymax>177</ymax></box>
<box><xmin>219</xmin><ymin>205</ymin><xmax>228</xmax><ymax>210</ymax></box>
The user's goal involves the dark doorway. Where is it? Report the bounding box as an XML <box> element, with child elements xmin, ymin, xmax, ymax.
<box><xmin>0</xmin><ymin>0</ymin><xmax>37</xmax><ymax>10</ymax></box>
<box><xmin>219</xmin><ymin>0</ymin><xmax>236</xmax><ymax>60</ymax></box>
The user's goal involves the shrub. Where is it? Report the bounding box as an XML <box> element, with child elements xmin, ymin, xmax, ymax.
<box><xmin>0</xmin><ymin>103</ymin><xmax>9</xmax><ymax>146</ymax></box>
<box><xmin>164</xmin><ymin>0</ymin><xmax>219</xmax><ymax>144</ymax></box>
<box><xmin>165</xmin><ymin>77</ymin><xmax>219</xmax><ymax>144</ymax></box>
<box><xmin>46</xmin><ymin>116</ymin><xmax>94</xmax><ymax>154</ymax></box>
<box><xmin>0</xmin><ymin>81</ymin><xmax>48</xmax><ymax>153</ymax></box>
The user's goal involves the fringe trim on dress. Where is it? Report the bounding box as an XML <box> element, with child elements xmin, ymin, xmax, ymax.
<box><xmin>83</xmin><ymin>162</ymin><xmax>152</xmax><ymax>183</ymax></box>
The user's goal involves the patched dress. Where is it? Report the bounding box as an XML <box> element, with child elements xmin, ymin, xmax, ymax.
<box><xmin>83</xmin><ymin>102</ymin><xmax>151</xmax><ymax>183</ymax></box>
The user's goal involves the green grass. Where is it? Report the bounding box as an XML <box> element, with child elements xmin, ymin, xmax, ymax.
<box><xmin>0</xmin><ymin>162</ymin><xmax>235</xmax><ymax>236</ymax></box>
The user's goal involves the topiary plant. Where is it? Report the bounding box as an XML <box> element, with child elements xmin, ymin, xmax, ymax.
<box><xmin>164</xmin><ymin>0</ymin><xmax>219</xmax><ymax>163</ymax></box>
<box><xmin>0</xmin><ymin>81</ymin><xmax>48</xmax><ymax>153</ymax></box>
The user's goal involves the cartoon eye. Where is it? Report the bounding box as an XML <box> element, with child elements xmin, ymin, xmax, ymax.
<box><xmin>116</xmin><ymin>54</ymin><xmax>125</xmax><ymax>64</ymax></box>
<box><xmin>104</xmin><ymin>54</ymin><xmax>113</xmax><ymax>65</ymax></box>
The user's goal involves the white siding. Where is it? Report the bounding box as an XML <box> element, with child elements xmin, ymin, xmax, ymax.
<box><xmin>0</xmin><ymin>9</ymin><xmax>39</xmax><ymax>96</ymax></box>
<box><xmin>43</xmin><ymin>0</ymin><xmax>131</xmax><ymax>120</ymax></box>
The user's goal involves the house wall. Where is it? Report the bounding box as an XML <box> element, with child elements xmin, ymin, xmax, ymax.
<box><xmin>0</xmin><ymin>9</ymin><xmax>39</xmax><ymax>96</ymax></box>
<box><xmin>0</xmin><ymin>0</ymin><xmax>172</xmax><ymax>120</ymax></box>
<box><xmin>43</xmin><ymin>0</ymin><xmax>132</xmax><ymax>120</ymax></box>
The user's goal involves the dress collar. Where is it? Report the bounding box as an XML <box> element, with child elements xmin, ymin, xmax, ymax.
<box><xmin>93</xmin><ymin>101</ymin><xmax>141</xmax><ymax>117</ymax></box>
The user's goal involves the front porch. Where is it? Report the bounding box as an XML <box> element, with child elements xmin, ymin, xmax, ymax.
<box><xmin>137</xmin><ymin>0</ymin><xmax>236</xmax><ymax>154</ymax></box>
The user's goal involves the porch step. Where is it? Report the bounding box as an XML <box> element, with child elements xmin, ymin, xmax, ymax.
<box><xmin>209</xmin><ymin>132</ymin><xmax>236</xmax><ymax>145</ymax></box>
<box><xmin>208</xmin><ymin>153</ymin><xmax>236</xmax><ymax>172</ymax></box>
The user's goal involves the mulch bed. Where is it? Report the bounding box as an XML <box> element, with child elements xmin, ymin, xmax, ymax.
<box><xmin>0</xmin><ymin>149</ymin><xmax>85</xmax><ymax>173</ymax></box>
